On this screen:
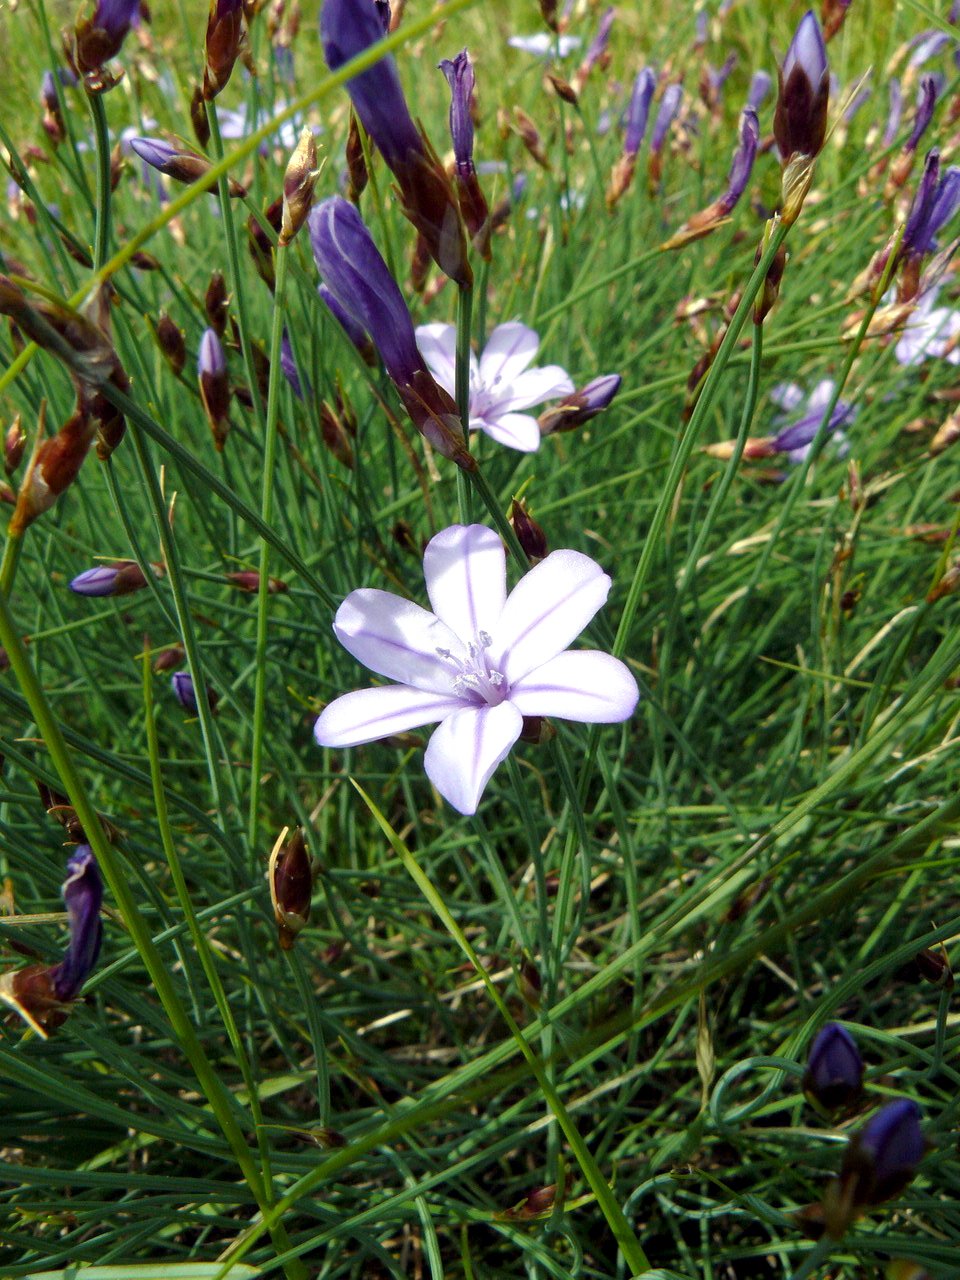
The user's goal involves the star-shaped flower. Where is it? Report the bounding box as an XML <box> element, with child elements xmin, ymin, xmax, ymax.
<box><xmin>415</xmin><ymin>322</ymin><xmax>574</xmax><ymax>453</ymax></box>
<box><xmin>314</xmin><ymin>525</ymin><xmax>639</xmax><ymax>815</ymax></box>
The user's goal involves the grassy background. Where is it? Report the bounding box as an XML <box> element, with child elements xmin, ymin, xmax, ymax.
<box><xmin>1</xmin><ymin>0</ymin><xmax>960</xmax><ymax>1277</ymax></box>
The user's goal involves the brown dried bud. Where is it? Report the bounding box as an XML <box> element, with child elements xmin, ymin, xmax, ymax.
<box><xmin>392</xmin><ymin>129</ymin><xmax>472</xmax><ymax>287</ymax></box>
<box><xmin>513</xmin><ymin>107</ymin><xmax>551</xmax><ymax>171</ymax></box>
<box><xmin>5</xmin><ymin>415</ymin><xmax>25</xmax><ymax>475</ymax></box>
<box><xmin>280</xmin><ymin>127</ymin><xmax>320</xmax><ymax>245</ymax></box>
<box><xmin>225</xmin><ymin>571</ymin><xmax>288</xmax><ymax>593</ymax></box>
<box><xmin>930</xmin><ymin>410</ymin><xmax>960</xmax><ymax>456</ymax></box>
<box><xmin>204</xmin><ymin>271</ymin><xmax>229</xmax><ymax>335</ymax></box>
<box><xmin>269</xmin><ymin>828</ymin><xmax>313</xmax><ymax>950</ymax></box>
<box><xmin>606</xmin><ymin>152</ymin><xmax>637</xmax><ymax>209</ymax></box>
<box><xmin>755</xmin><ymin>239</ymin><xmax>788</xmax><ymax>325</ymax></box>
<box><xmin>518</xmin><ymin>955</ymin><xmax>541</xmax><ymax>1008</ymax></box>
<box><xmin>927</xmin><ymin>562</ymin><xmax>960</xmax><ymax>603</ymax></box>
<box><xmin>545</xmin><ymin>72</ymin><xmax>578</xmax><ymax>105</ymax></box>
<box><xmin>156</xmin><ymin>312</ymin><xmax>186</xmax><ymax>374</ymax></box>
<box><xmin>190</xmin><ymin>84</ymin><xmax>212</xmax><ymax>148</ymax></box>
<box><xmin>914</xmin><ymin>945</ymin><xmax>954</xmax><ymax>990</ymax></box>
<box><xmin>510</xmin><ymin>499</ymin><xmax>547</xmax><ymax>564</ymax></box>
<box><xmin>154</xmin><ymin>643</ymin><xmax>185</xmax><ymax>672</ymax></box>
<box><xmin>397</xmin><ymin>370</ymin><xmax>475</xmax><ymax>471</ymax></box>
<box><xmin>345</xmin><ymin>112</ymin><xmax>368</xmax><ymax>204</ymax></box>
<box><xmin>0</xmin><ymin>964</ymin><xmax>69</xmax><ymax>1037</ymax></box>
<box><xmin>203</xmin><ymin>0</ymin><xmax>247</xmax><ymax>100</ymax></box>
<box><xmin>247</xmin><ymin>198</ymin><xmax>282</xmax><ymax>292</ymax></box>
<box><xmin>11</xmin><ymin>402</ymin><xmax>97</xmax><ymax>535</ymax></box>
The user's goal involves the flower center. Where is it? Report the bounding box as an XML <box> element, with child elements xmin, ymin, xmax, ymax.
<box><xmin>436</xmin><ymin>630</ymin><xmax>508</xmax><ymax>706</ymax></box>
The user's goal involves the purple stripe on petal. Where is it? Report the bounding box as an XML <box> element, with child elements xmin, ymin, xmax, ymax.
<box><xmin>333</xmin><ymin>588</ymin><xmax>465</xmax><ymax>693</ymax></box>
<box><xmin>423</xmin><ymin>701</ymin><xmax>523</xmax><ymax>814</ymax></box>
<box><xmin>509</xmin><ymin>650</ymin><xmax>639</xmax><ymax>722</ymax></box>
<box><xmin>315</xmin><ymin>684</ymin><xmax>464</xmax><ymax>747</ymax></box>
<box><xmin>423</xmin><ymin>524</ymin><xmax>507</xmax><ymax>642</ymax></box>
<box><xmin>493</xmin><ymin>549</ymin><xmax>611</xmax><ymax>683</ymax></box>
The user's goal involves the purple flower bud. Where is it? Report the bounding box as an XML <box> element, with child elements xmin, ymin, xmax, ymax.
<box><xmin>708</xmin><ymin>53</ymin><xmax>738</xmax><ymax>98</ymax></box>
<box><xmin>907</xmin><ymin>75</ymin><xmax>940</xmax><ymax>152</ymax></box>
<box><xmin>439</xmin><ymin>50</ymin><xmax>475</xmax><ymax>176</ymax></box>
<box><xmin>747</xmin><ymin>70</ymin><xmax>773</xmax><ymax>112</ymax></box>
<box><xmin>774</xmin><ymin>10</ymin><xmax>829</xmax><ymax>163</ymax></box>
<box><xmin>624</xmin><ymin>68</ymin><xmax>657</xmax><ymax>156</ymax></box>
<box><xmin>318</xmin><ymin>282</ymin><xmax>375</xmax><ymax>362</ymax></box>
<box><xmin>75</xmin><ymin>0</ymin><xmax>139</xmax><ymax>76</ymax></box>
<box><xmin>581</xmin><ymin>6</ymin><xmax>615</xmax><ymax>75</ymax></box>
<box><xmin>51</xmin><ymin>846</ymin><xmax>103</xmax><ymax>1002</ymax></box>
<box><xmin>844</xmin><ymin>1099</ymin><xmax>925</xmax><ymax>1205</ymax></box>
<box><xmin>172</xmin><ymin>671</ymin><xmax>198</xmax><ymax>712</ymax></box>
<box><xmin>320</xmin><ymin>0</ymin><xmax>423</xmax><ymax>170</ymax></box>
<box><xmin>308</xmin><ymin>197</ymin><xmax>470</xmax><ymax>466</ymax></box>
<box><xmin>539</xmin><ymin>373</ymin><xmax>621</xmax><ymax>434</ymax></box>
<box><xmin>320</xmin><ymin>0</ymin><xmax>470</xmax><ymax>284</ymax></box>
<box><xmin>130</xmin><ymin>136</ymin><xmax>178</xmax><ymax>172</ymax></box>
<box><xmin>40</xmin><ymin>70</ymin><xmax>59</xmax><ymax>113</ymax></box>
<box><xmin>772</xmin><ymin>401</ymin><xmax>853</xmax><ymax>458</ymax></box>
<box><xmin>902</xmin><ymin>149</ymin><xmax>960</xmax><ymax>261</ymax></box>
<box><xmin>651</xmin><ymin>83</ymin><xmax>683</xmax><ymax>152</ymax></box>
<box><xmin>198</xmin><ymin>327</ymin><xmax>226</xmax><ymax>379</ymax></box>
<box><xmin>95</xmin><ymin>0</ymin><xmax>140</xmax><ymax>40</ymax></box>
<box><xmin>719</xmin><ymin>108</ymin><xmax>759</xmax><ymax>214</ymax></box>
<box><xmin>883</xmin><ymin>77</ymin><xmax>903</xmax><ymax>147</ymax></box>
<box><xmin>694</xmin><ymin>10</ymin><xmax>708</xmax><ymax>47</ymax></box>
<box><xmin>804</xmin><ymin>1023</ymin><xmax>863</xmax><ymax>1112</ymax></box>
<box><xmin>69</xmin><ymin>561</ymin><xmax>149</xmax><ymax>597</ymax></box>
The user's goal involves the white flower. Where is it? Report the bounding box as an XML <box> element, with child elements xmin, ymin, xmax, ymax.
<box><xmin>895</xmin><ymin>288</ymin><xmax>960</xmax><ymax>366</ymax></box>
<box><xmin>508</xmin><ymin>33</ymin><xmax>582</xmax><ymax>58</ymax></box>
<box><xmin>414</xmin><ymin>321</ymin><xmax>574</xmax><ymax>453</ymax></box>
<box><xmin>314</xmin><ymin>524</ymin><xmax>639</xmax><ymax>816</ymax></box>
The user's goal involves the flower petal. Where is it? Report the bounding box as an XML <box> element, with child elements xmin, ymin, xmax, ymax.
<box><xmin>315</xmin><ymin>684</ymin><xmax>464</xmax><ymax>746</ymax></box>
<box><xmin>333</xmin><ymin>589</ymin><xmax>464</xmax><ymax>692</ymax></box>
<box><xmin>424</xmin><ymin>701</ymin><xmax>524</xmax><ymax>814</ymax></box>
<box><xmin>478</xmin><ymin>321</ymin><xmax>540</xmax><ymax>385</ymax></box>
<box><xmin>807</xmin><ymin>379</ymin><xmax>836</xmax><ymax>412</ymax></box>
<box><xmin>475</xmin><ymin>411</ymin><xmax>542</xmax><ymax>452</ymax></box>
<box><xmin>414</xmin><ymin>322</ymin><xmax>461</xmax><ymax>397</ymax></box>
<box><xmin>492</xmin><ymin>550</ymin><xmax>611</xmax><ymax>682</ymax></box>
<box><xmin>769</xmin><ymin>380</ymin><xmax>804</xmax><ymax>412</ymax></box>
<box><xmin>492</xmin><ymin>365</ymin><xmax>575</xmax><ymax>412</ymax></box>
<box><xmin>423</xmin><ymin>524</ymin><xmax>507</xmax><ymax>640</ymax></box>
<box><xmin>509</xmin><ymin>651</ymin><xmax>639</xmax><ymax>722</ymax></box>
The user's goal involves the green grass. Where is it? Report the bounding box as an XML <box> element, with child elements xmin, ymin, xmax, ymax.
<box><xmin>1</xmin><ymin>0</ymin><xmax>960</xmax><ymax>1277</ymax></box>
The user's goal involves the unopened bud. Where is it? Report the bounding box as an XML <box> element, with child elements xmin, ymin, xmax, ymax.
<box><xmin>345</xmin><ymin>112</ymin><xmax>368</xmax><ymax>203</ymax></box>
<box><xmin>190</xmin><ymin>84</ymin><xmax>212</xmax><ymax>148</ymax></box>
<box><xmin>280</xmin><ymin>127</ymin><xmax>320</xmax><ymax>245</ymax></box>
<box><xmin>269</xmin><ymin>827</ymin><xmax>313</xmax><ymax>949</ymax></box>
<box><xmin>803</xmin><ymin>1023</ymin><xmax>864</xmax><ymax>1115</ymax></box>
<box><xmin>69</xmin><ymin>560</ymin><xmax>154</xmax><ymax>596</ymax></box>
<box><xmin>248</xmin><ymin>198</ymin><xmax>283</xmax><ymax>292</ymax></box>
<box><xmin>538</xmin><ymin>374</ymin><xmax>622</xmax><ymax>435</ymax></box>
<box><xmin>5</xmin><ymin>415</ymin><xmax>24</xmax><ymax>475</ymax></box>
<box><xmin>204</xmin><ymin>271</ymin><xmax>229</xmax><ymax>335</ymax></box>
<box><xmin>203</xmin><ymin>0</ymin><xmax>246</xmax><ymax>100</ymax></box>
<box><xmin>513</xmin><ymin>107</ymin><xmax>551</xmax><ymax>170</ymax></box>
<box><xmin>198</xmin><ymin>328</ymin><xmax>231</xmax><ymax>450</ymax></box>
<box><xmin>155</xmin><ymin>312</ymin><xmax>186</xmax><ymax>373</ymax></box>
<box><xmin>154</xmin><ymin>643</ymin><xmax>185</xmax><ymax>672</ymax></box>
<box><xmin>914</xmin><ymin>945</ymin><xmax>953</xmax><ymax>989</ymax></box>
<box><xmin>518</xmin><ymin>955</ymin><xmax>541</xmax><ymax>1008</ymax></box>
<box><xmin>129</xmin><ymin>137</ymin><xmax>247</xmax><ymax>197</ymax></box>
<box><xmin>927</xmin><ymin>561</ymin><xmax>960</xmax><ymax>603</ymax></box>
<box><xmin>226</xmin><ymin>571</ymin><xmax>288</xmax><ymax>593</ymax></box>
<box><xmin>510</xmin><ymin>499</ymin><xmax>547</xmax><ymax>563</ymax></box>
<box><xmin>171</xmin><ymin>670</ymin><xmax>218</xmax><ymax>714</ymax></box>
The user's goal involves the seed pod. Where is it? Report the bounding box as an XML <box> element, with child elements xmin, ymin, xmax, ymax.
<box><xmin>204</xmin><ymin>271</ymin><xmax>229</xmax><ymax>335</ymax></box>
<box><xmin>510</xmin><ymin>499</ymin><xmax>547</xmax><ymax>563</ymax></box>
<box><xmin>155</xmin><ymin>312</ymin><xmax>186</xmax><ymax>374</ymax></box>
<box><xmin>269</xmin><ymin>827</ymin><xmax>313</xmax><ymax>949</ymax></box>
<box><xmin>280</xmin><ymin>127</ymin><xmax>320</xmax><ymax>245</ymax></box>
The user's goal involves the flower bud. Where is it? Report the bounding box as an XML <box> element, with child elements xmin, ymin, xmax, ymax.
<box><xmin>226</xmin><ymin>570</ymin><xmax>288</xmax><ymax>593</ymax></box>
<box><xmin>747</xmin><ymin>70</ymin><xmax>773</xmax><ymax>112</ymax></box>
<box><xmin>69</xmin><ymin>560</ymin><xmax>152</xmax><ymax>596</ymax></box>
<box><xmin>190</xmin><ymin>83</ymin><xmax>211</xmax><ymax>148</ymax></box>
<box><xmin>203</xmin><ymin>0</ymin><xmax>246</xmax><ymax>100</ymax></box>
<box><xmin>538</xmin><ymin>374</ymin><xmax>621</xmax><ymax>435</ymax></box>
<box><xmin>914</xmin><ymin>945</ymin><xmax>954</xmax><ymax>989</ymax></box>
<box><xmin>155</xmin><ymin>312</ymin><xmax>186</xmax><ymax>373</ymax></box>
<box><xmin>280</xmin><ymin>127</ymin><xmax>320</xmax><ymax>245</ymax></box>
<box><xmin>129</xmin><ymin>137</ymin><xmax>247</xmax><ymax>197</ymax></box>
<box><xmin>512</xmin><ymin>106</ymin><xmax>551</xmax><ymax>170</ymax></box>
<box><xmin>154</xmin><ymin>643</ymin><xmax>185</xmax><ymax>672</ymax></box>
<box><xmin>40</xmin><ymin>70</ymin><xmax>66</xmax><ymax>143</ymax></box>
<box><xmin>803</xmin><ymin>1023</ymin><xmax>864</xmax><ymax>1113</ymax></box>
<box><xmin>518</xmin><ymin>954</ymin><xmax>541</xmax><ymax>1008</ymax></box>
<box><xmin>318</xmin><ymin>283</ymin><xmax>375</xmax><ymax>364</ymax></box>
<box><xmin>247</xmin><ymin>197</ymin><xmax>282</xmax><ymax>292</ymax></box>
<box><xmin>72</xmin><ymin>0</ymin><xmax>140</xmax><ymax>83</ymax></box>
<box><xmin>10</xmin><ymin>402</ymin><xmax>97</xmax><ymax>536</ymax></box>
<box><xmin>439</xmin><ymin>51</ymin><xmax>490</xmax><ymax>257</ymax></box>
<box><xmin>269</xmin><ymin>827</ymin><xmax>313</xmax><ymax>950</ymax></box>
<box><xmin>510</xmin><ymin>499</ymin><xmax>547</xmax><ymax>563</ymax></box>
<box><xmin>204</xmin><ymin>271</ymin><xmax>229</xmax><ymax>335</ymax></box>
<box><xmin>774</xmin><ymin>10</ymin><xmax>829</xmax><ymax>165</ymax></box>
<box><xmin>198</xmin><ymin>328</ymin><xmax>231</xmax><ymax>450</ymax></box>
<box><xmin>5</xmin><ymin>415</ymin><xmax>24</xmax><ymax>475</ymax></box>
<box><xmin>825</xmin><ymin>1099</ymin><xmax>924</xmax><ymax>1236</ymax></box>
<box><xmin>171</xmin><ymin>670</ymin><xmax>218</xmax><ymax>714</ymax></box>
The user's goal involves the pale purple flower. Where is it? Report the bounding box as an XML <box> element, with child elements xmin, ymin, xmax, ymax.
<box><xmin>843</xmin><ymin>1100</ymin><xmax>924</xmax><ymax>1205</ymax></box>
<box><xmin>314</xmin><ymin>524</ymin><xmax>639</xmax><ymax>815</ymax></box>
<box><xmin>317</xmin><ymin>281</ymin><xmax>374</xmax><ymax>362</ymax></box>
<box><xmin>902</xmin><ymin>150</ymin><xmax>960</xmax><ymax>261</ymax></box>
<box><xmin>129</xmin><ymin>136</ymin><xmax>178</xmax><ymax>172</ymax></box>
<box><xmin>908</xmin><ymin>30</ymin><xmax>952</xmax><ymax>68</ymax></box>
<box><xmin>720</xmin><ymin>108</ymin><xmax>759</xmax><ymax>213</ymax></box>
<box><xmin>895</xmin><ymin>287</ymin><xmax>960</xmax><ymax>365</ymax></box>
<box><xmin>508</xmin><ymin>33</ymin><xmax>582</xmax><ymax>58</ymax></box>
<box><xmin>769</xmin><ymin>379</ymin><xmax>855</xmax><ymax>462</ymax></box>
<box><xmin>439</xmin><ymin>50</ymin><xmax>475</xmax><ymax>176</ymax></box>
<box><xmin>415</xmin><ymin>322</ymin><xmax>574</xmax><ymax>453</ymax></box>
<box><xmin>70</xmin><ymin>561</ymin><xmax>148</xmax><ymax>597</ymax></box>
<box><xmin>907</xmin><ymin>75</ymin><xmax>940</xmax><ymax>152</ymax></box>
<box><xmin>172</xmin><ymin>671</ymin><xmax>199</xmax><ymax>712</ymax></box>
<box><xmin>651</xmin><ymin>84</ymin><xmax>683</xmax><ymax>152</ymax></box>
<box><xmin>581</xmin><ymin>6</ymin><xmax>615</xmax><ymax>75</ymax></box>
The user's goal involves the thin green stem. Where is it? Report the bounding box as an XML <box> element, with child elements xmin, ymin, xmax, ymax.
<box><xmin>87</xmin><ymin>90</ymin><xmax>112</xmax><ymax>273</ymax></box>
<box><xmin>248</xmin><ymin>243</ymin><xmax>289</xmax><ymax>851</ymax></box>
<box><xmin>455</xmin><ymin>282</ymin><xmax>474</xmax><ymax>524</ymax></box>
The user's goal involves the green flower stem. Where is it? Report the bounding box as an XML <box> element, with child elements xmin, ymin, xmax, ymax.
<box><xmin>455</xmin><ymin>282</ymin><xmax>475</xmax><ymax>524</ymax></box>
<box><xmin>353</xmin><ymin>783</ymin><xmax>652</xmax><ymax>1278</ymax></box>
<box><xmin>205</xmin><ymin>104</ymin><xmax>265</xmax><ymax>428</ymax></box>
<box><xmin>0</xmin><ymin>533</ymin><xmax>23</xmax><ymax>597</ymax></box>
<box><xmin>466</xmin><ymin>465</ymin><xmax>526</xmax><ymax>566</ymax></box>
<box><xmin>248</xmin><ymin>242</ymin><xmax>290</xmax><ymax>851</ymax></box>
<box><xmin>86</xmin><ymin>90</ymin><xmax>112</xmax><ymax>273</ymax></box>
<box><xmin>142</xmin><ymin>645</ymin><xmax>276</xmax><ymax>1199</ymax></box>
<box><xmin>613</xmin><ymin>216</ymin><xmax>791</xmax><ymax>660</ymax></box>
<box><xmin>0</xmin><ymin>590</ymin><xmax>307</xmax><ymax>1280</ymax></box>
